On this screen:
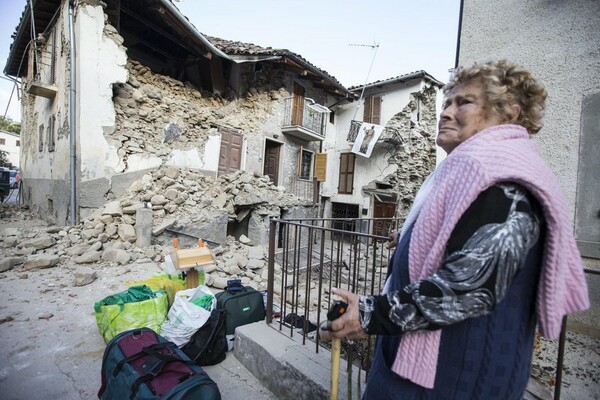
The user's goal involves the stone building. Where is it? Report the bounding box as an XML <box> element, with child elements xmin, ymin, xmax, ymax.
<box><xmin>4</xmin><ymin>0</ymin><xmax>355</xmax><ymax>227</ymax></box>
<box><xmin>321</xmin><ymin>71</ymin><xmax>444</xmax><ymax>236</ymax></box>
<box><xmin>5</xmin><ymin>0</ymin><xmax>447</xmax><ymax>251</ymax></box>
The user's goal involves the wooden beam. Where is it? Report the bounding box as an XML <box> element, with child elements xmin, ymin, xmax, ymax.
<box><xmin>121</xmin><ymin>6</ymin><xmax>209</xmax><ymax>58</ymax></box>
<box><xmin>121</xmin><ymin>31</ymin><xmax>183</xmax><ymax>64</ymax></box>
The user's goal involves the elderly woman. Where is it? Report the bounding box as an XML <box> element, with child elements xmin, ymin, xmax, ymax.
<box><xmin>321</xmin><ymin>60</ymin><xmax>590</xmax><ymax>399</ymax></box>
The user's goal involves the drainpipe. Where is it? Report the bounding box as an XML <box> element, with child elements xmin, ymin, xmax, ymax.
<box><xmin>454</xmin><ymin>0</ymin><xmax>465</xmax><ymax>68</ymax></box>
<box><xmin>68</xmin><ymin>1</ymin><xmax>77</xmax><ymax>224</ymax></box>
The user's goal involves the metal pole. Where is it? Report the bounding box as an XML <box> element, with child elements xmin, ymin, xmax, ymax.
<box><xmin>68</xmin><ymin>1</ymin><xmax>77</xmax><ymax>225</ymax></box>
<box><xmin>554</xmin><ymin>316</ymin><xmax>568</xmax><ymax>400</ymax></box>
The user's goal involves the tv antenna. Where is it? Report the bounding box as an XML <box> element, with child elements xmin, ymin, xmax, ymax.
<box><xmin>348</xmin><ymin>42</ymin><xmax>380</xmax><ymax>120</ymax></box>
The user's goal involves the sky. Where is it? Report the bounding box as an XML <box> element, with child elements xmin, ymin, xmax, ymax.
<box><xmin>0</xmin><ymin>0</ymin><xmax>461</xmax><ymax>123</ymax></box>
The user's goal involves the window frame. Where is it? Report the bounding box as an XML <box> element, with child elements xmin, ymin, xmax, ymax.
<box><xmin>298</xmin><ymin>147</ymin><xmax>314</xmax><ymax>180</ymax></box>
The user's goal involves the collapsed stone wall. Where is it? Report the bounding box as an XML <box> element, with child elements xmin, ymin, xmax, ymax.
<box><xmin>109</xmin><ymin>60</ymin><xmax>287</xmax><ymax>175</ymax></box>
<box><xmin>379</xmin><ymin>86</ymin><xmax>438</xmax><ymax>220</ymax></box>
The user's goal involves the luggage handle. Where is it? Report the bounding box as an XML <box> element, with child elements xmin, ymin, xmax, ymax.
<box><xmin>114</xmin><ymin>342</ymin><xmax>180</xmax><ymax>376</ymax></box>
<box><xmin>225</xmin><ymin>279</ymin><xmax>245</xmax><ymax>293</ymax></box>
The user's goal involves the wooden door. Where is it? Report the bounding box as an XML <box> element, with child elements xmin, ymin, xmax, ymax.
<box><xmin>263</xmin><ymin>140</ymin><xmax>281</xmax><ymax>185</ymax></box>
<box><xmin>218</xmin><ymin>128</ymin><xmax>243</xmax><ymax>177</ymax></box>
<box><xmin>292</xmin><ymin>83</ymin><xmax>305</xmax><ymax>126</ymax></box>
<box><xmin>372</xmin><ymin>199</ymin><xmax>396</xmax><ymax>237</ymax></box>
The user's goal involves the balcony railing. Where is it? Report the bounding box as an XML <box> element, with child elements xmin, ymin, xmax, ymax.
<box><xmin>282</xmin><ymin>97</ymin><xmax>329</xmax><ymax>141</ymax></box>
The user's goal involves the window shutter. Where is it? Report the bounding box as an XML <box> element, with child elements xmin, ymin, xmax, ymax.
<box><xmin>372</xmin><ymin>96</ymin><xmax>382</xmax><ymax>125</ymax></box>
<box><xmin>363</xmin><ymin>97</ymin><xmax>372</xmax><ymax>123</ymax></box>
<box><xmin>363</xmin><ymin>96</ymin><xmax>382</xmax><ymax>125</ymax></box>
<box><xmin>315</xmin><ymin>153</ymin><xmax>327</xmax><ymax>182</ymax></box>
<box><xmin>338</xmin><ymin>153</ymin><xmax>355</xmax><ymax>194</ymax></box>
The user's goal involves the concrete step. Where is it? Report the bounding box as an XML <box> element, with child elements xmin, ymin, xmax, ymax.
<box><xmin>234</xmin><ymin>322</ymin><xmax>364</xmax><ymax>400</ymax></box>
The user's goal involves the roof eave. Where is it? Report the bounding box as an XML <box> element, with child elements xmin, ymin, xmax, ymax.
<box><xmin>158</xmin><ymin>0</ymin><xmax>232</xmax><ymax>62</ymax></box>
<box><xmin>4</xmin><ymin>5</ymin><xmax>32</xmax><ymax>77</ymax></box>
<box><xmin>350</xmin><ymin>71</ymin><xmax>445</xmax><ymax>92</ymax></box>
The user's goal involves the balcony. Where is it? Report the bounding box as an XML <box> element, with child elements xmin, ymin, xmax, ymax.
<box><xmin>282</xmin><ymin>97</ymin><xmax>329</xmax><ymax>142</ymax></box>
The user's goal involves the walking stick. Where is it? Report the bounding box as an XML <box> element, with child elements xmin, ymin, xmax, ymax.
<box><xmin>326</xmin><ymin>301</ymin><xmax>347</xmax><ymax>400</ymax></box>
<box><xmin>331</xmin><ymin>337</ymin><xmax>341</xmax><ymax>400</ymax></box>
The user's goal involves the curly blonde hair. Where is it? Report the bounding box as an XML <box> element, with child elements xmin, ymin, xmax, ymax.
<box><xmin>444</xmin><ymin>60</ymin><xmax>548</xmax><ymax>133</ymax></box>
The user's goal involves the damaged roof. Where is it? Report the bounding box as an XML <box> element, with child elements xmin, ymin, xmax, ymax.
<box><xmin>348</xmin><ymin>70</ymin><xmax>445</xmax><ymax>91</ymax></box>
<box><xmin>4</xmin><ymin>0</ymin><xmax>354</xmax><ymax>99</ymax></box>
<box><xmin>206</xmin><ymin>36</ymin><xmax>354</xmax><ymax>98</ymax></box>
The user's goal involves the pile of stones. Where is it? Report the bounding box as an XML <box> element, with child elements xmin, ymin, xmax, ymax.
<box><xmin>0</xmin><ymin>166</ymin><xmax>312</xmax><ymax>294</ymax></box>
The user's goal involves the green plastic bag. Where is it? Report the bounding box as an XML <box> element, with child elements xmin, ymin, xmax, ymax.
<box><xmin>94</xmin><ymin>285</ymin><xmax>168</xmax><ymax>343</ymax></box>
<box><xmin>125</xmin><ymin>273</ymin><xmax>186</xmax><ymax>308</ymax></box>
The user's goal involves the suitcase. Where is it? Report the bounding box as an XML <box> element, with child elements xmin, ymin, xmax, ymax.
<box><xmin>215</xmin><ymin>285</ymin><xmax>266</xmax><ymax>335</ymax></box>
<box><xmin>98</xmin><ymin>327</ymin><xmax>221</xmax><ymax>400</ymax></box>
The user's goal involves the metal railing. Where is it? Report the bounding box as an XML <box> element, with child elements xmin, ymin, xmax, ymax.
<box><xmin>282</xmin><ymin>97</ymin><xmax>328</xmax><ymax>137</ymax></box>
<box><xmin>266</xmin><ymin>217</ymin><xmax>399</xmax><ymax>398</ymax></box>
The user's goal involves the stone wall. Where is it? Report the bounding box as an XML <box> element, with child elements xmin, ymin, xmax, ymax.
<box><xmin>380</xmin><ymin>86</ymin><xmax>438</xmax><ymax>220</ymax></box>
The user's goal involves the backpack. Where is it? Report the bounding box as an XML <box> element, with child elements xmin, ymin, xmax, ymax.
<box><xmin>98</xmin><ymin>327</ymin><xmax>221</xmax><ymax>400</ymax></box>
<box><xmin>182</xmin><ymin>309</ymin><xmax>227</xmax><ymax>366</ymax></box>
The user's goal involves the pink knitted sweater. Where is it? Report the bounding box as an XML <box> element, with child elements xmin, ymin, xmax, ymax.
<box><xmin>392</xmin><ymin>124</ymin><xmax>590</xmax><ymax>388</ymax></box>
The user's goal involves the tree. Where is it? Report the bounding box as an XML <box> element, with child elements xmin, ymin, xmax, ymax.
<box><xmin>0</xmin><ymin>150</ymin><xmax>14</xmax><ymax>169</ymax></box>
<box><xmin>0</xmin><ymin>116</ymin><xmax>20</xmax><ymax>135</ymax></box>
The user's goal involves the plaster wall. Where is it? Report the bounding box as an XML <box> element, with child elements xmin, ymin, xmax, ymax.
<box><xmin>75</xmin><ymin>4</ymin><xmax>127</xmax><ymax>182</ymax></box>
<box><xmin>19</xmin><ymin>2</ymin><xmax>72</xmax><ymax>222</ymax></box>
<box><xmin>459</xmin><ymin>0</ymin><xmax>599</xmax><ymax>218</ymax></box>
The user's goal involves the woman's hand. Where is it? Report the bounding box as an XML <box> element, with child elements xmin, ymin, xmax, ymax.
<box><xmin>388</xmin><ymin>230</ymin><xmax>399</xmax><ymax>249</ymax></box>
<box><xmin>319</xmin><ymin>288</ymin><xmax>368</xmax><ymax>341</ymax></box>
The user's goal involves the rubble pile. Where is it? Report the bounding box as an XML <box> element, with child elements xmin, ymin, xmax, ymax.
<box><xmin>110</xmin><ymin>60</ymin><xmax>287</xmax><ymax>173</ymax></box>
<box><xmin>0</xmin><ymin>166</ymin><xmax>314</xmax><ymax>293</ymax></box>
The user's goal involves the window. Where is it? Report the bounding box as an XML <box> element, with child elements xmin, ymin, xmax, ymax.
<box><xmin>364</xmin><ymin>95</ymin><xmax>382</xmax><ymax>125</ymax></box>
<box><xmin>298</xmin><ymin>147</ymin><xmax>314</xmax><ymax>180</ymax></box>
<box><xmin>47</xmin><ymin>115</ymin><xmax>55</xmax><ymax>152</ymax></box>
<box><xmin>0</xmin><ymin>138</ymin><xmax>5</xmax><ymax>145</ymax></box>
<box><xmin>331</xmin><ymin>202</ymin><xmax>359</xmax><ymax>238</ymax></box>
<box><xmin>16</xmin><ymin>140</ymin><xmax>20</xmax><ymax>146</ymax></box>
<box><xmin>338</xmin><ymin>152</ymin><xmax>355</xmax><ymax>194</ymax></box>
<box><xmin>38</xmin><ymin>124</ymin><xmax>44</xmax><ymax>152</ymax></box>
